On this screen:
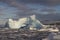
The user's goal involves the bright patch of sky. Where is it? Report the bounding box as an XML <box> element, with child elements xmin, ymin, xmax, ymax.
<box><xmin>54</xmin><ymin>6</ymin><xmax>60</xmax><ymax>13</ymax></box>
<box><xmin>0</xmin><ymin>2</ymin><xmax>19</xmax><ymax>19</ymax></box>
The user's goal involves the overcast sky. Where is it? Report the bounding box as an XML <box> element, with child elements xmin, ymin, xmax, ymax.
<box><xmin>0</xmin><ymin>0</ymin><xmax>60</xmax><ymax>21</ymax></box>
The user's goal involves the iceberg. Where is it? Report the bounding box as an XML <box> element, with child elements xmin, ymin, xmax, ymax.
<box><xmin>6</xmin><ymin>15</ymin><xmax>47</xmax><ymax>29</ymax></box>
<box><xmin>28</xmin><ymin>15</ymin><xmax>43</xmax><ymax>30</ymax></box>
<box><xmin>8</xmin><ymin>18</ymin><xmax>28</xmax><ymax>29</ymax></box>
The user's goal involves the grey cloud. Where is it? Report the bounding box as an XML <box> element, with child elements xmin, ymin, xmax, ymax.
<box><xmin>0</xmin><ymin>0</ymin><xmax>34</xmax><ymax>18</ymax></box>
<box><xmin>0</xmin><ymin>0</ymin><xmax>60</xmax><ymax>21</ymax></box>
<box><xmin>0</xmin><ymin>0</ymin><xmax>28</xmax><ymax>10</ymax></box>
<box><xmin>18</xmin><ymin>0</ymin><xmax>60</xmax><ymax>6</ymax></box>
<box><xmin>40</xmin><ymin>8</ymin><xmax>56</xmax><ymax>14</ymax></box>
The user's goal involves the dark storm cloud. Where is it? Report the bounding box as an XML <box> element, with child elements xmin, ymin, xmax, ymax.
<box><xmin>0</xmin><ymin>0</ymin><xmax>30</xmax><ymax>11</ymax></box>
<box><xmin>0</xmin><ymin>0</ymin><xmax>34</xmax><ymax>18</ymax></box>
<box><xmin>18</xmin><ymin>0</ymin><xmax>60</xmax><ymax>6</ymax></box>
<box><xmin>1</xmin><ymin>0</ymin><xmax>60</xmax><ymax>9</ymax></box>
<box><xmin>0</xmin><ymin>0</ymin><xmax>60</xmax><ymax>21</ymax></box>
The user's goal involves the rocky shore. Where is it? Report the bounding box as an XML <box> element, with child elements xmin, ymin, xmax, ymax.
<box><xmin>0</xmin><ymin>29</ymin><xmax>50</xmax><ymax>40</ymax></box>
